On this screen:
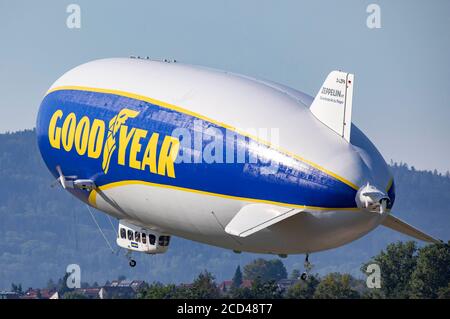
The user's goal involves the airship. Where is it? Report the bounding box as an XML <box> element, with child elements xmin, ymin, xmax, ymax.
<box><xmin>36</xmin><ymin>57</ymin><xmax>440</xmax><ymax>273</ymax></box>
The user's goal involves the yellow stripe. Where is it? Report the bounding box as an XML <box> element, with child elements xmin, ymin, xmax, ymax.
<box><xmin>88</xmin><ymin>179</ymin><xmax>360</xmax><ymax>212</ymax></box>
<box><xmin>386</xmin><ymin>177</ymin><xmax>393</xmax><ymax>192</ymax></box>
<box><xmin>88</xmin><ymin>188</ymin><xmax>97</xmax><ymax>207</ymax></box>
<box><xmin>47</xmin><ymin>85</ymin><xmax>360</xmax><ymax>190</ymax></box>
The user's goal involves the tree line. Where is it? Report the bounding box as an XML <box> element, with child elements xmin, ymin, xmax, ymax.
<box><xmin>136</xmin><ymin>241</ymin><xmax>450</xmax><ymax>299</ymax></box>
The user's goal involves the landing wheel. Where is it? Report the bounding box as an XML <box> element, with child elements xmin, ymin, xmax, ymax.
<box><xmin>302</xmin><ymin>253</ymin><xmax>313</xmax><ymax>280</ymax></box>
<box><xmin>129</xmin><ymin>259</ymin><xmax>136</xmax><ymax>267</ymax></box>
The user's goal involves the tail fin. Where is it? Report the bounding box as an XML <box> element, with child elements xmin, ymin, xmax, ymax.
<box><xmin>382</xmin><ymin>214</ymin><xmax>442</xmax><ymax>244</ymax></box>
<box><xmin>225</xmin><ymin>204</ymin><xmax>305</xmax><ymax>237</ymax></box>
<box><xmin>310</xmin><ymin>71</ymin><xmax>354</xmax><ymax>142</ymax></box>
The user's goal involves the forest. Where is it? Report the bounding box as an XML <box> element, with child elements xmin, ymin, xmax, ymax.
<box><xmin>0</xmin><ymin>129</ymin><xmax>449</xmax><ymax>291</ymax></box>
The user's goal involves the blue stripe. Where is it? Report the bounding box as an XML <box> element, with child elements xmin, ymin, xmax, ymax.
<box><xmin>387</xmin><ymin>181</ymin><xmax>396</xmax><ymax>209</ymax></box>
<box><xmin>36</xmin><ymin>89</ymin><xmax>357</xmax><ymax>208</ymax></box>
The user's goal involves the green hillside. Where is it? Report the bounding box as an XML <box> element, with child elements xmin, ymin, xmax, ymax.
<box><xmin>0</xmin><ymin>129</ymin><xmax>449</xmax><ymax>289</ymax></box>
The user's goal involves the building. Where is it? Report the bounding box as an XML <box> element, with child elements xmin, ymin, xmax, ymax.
<box><xmin>20</xmin><ymin>288</ymin><xmax>56</xmax><ymax>299</ymax></box>
<box><xmin>75</xmin><ymin>288</ymin><xmax>102</xmax><ymax>299</ymax></box>
<box><xmin>108</xmin><ymin>279</ymin><xmax>146</xmax><ymax>292</ymax></box>
<box><xmin>218</xmin><ymin>279</ymin><xmax>253</xmax><ymax>293</ymax></box>
<box><xmin>276</xmin><ymin>279</ymin><xmax>299</xmax><ymax>292</ymax></box>
<box><xmin>98</xmin><ymin>280</ymin><xmax>146</xmax><ymax>299</ymax></box>
<box><xmin>0</xmin><ymin>291</ymin><xmax>20</xmax><ymax>299</ymax></box>
<box><xmin>99</xmin><ymin>286</ymin><xmax>135</xmax><ymax>299</ymax></box>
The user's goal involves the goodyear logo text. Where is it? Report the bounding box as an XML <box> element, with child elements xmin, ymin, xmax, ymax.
<box><xmin>47</xmin><ymin>108</ymin><xmax>180</xmax><ymax>178</ymax></box>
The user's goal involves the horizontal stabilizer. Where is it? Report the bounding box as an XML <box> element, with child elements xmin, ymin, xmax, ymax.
<box><xmin>310</xmin><ymin>70</ymin><xmax>354</xmax><ymax>142</ymax></box>
<box><xmin>225</xmin><ymin>204</ymin><xmax>304</xmax><ymax>238</ymax></box>
<box><xmin>382</xmin><ymin>214</ymin><xmax>441</xmax><ymax>244</ymax></box>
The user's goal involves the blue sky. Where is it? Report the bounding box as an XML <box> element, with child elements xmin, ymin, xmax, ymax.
<box><xmin>1</xmin><ymin>0</ymin><xmax>449</xmax><ymax>172</ymax></box>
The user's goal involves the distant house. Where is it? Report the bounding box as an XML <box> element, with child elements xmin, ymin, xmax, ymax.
<box><xmin>108</xmin><ymin>280</ymin><xmax>146</xmax><ymax>292</ymax></box>
<box><xmin>241</xmin><ymin>279</ymin><xmax>252</xmax><ymax>289</ymax></box>
<box><xmin>20</xmin><ymin>288</ymin><xmax>56</xmax><ymax>299</ymax></box>
<box><xmin>129</xmin><ymin>280</ymin><xmax>146</xmax><ymax>292</ymax></box>
<box><xmin>276</xmin><ymin>279</ymin><xmax>298</xmax><ymax>291</ymax></box>
<box><xmin>99</xmin><ymin>280</ymin><xmax>146</xmax><ymax>299</ymax></box>
<box><xmin>218</xmin><ymin>279</ymin><xmax>252</xmax><ymax>293</ymax></box>
<box><xmin>74</xmin><ymin>288</ymin><xmax>102</xmax><ymax>299</ymax></box>
<box><xmin>218</xmin><ymin>280</ymin><xmax>232</xmax><ymax>292</ymax></box>
<box><xmin>99</xmin><ymin>286</ymin><xmax>135</xmax><ymax>299</ymax></box>
<box><xmin>40</xmin><ymin>289</ymin><xmax>58</xmax><ymax>299</ymax></box>
<box><xmin>17</xmin><ymin>280</ymin><xmax>147</xmax><ymax>300</ymax></box>
<box><xmin>0</xmin><ymin>291</ymin><xmax>20</xmax><ymax>299</ymax></box>
<box><xmin>49</xmin><ymin>292</ymin><xmax>59</xmax><ymax>299</ymax></box>
<box><xmin>20</xmin><ymin>288</ymin><xmax>39</xmax><ymax>299</ymax></box>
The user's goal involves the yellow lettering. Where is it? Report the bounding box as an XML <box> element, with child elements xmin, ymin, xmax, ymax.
<box><xmin>158</xmin><ymin>136</ymin><xmax>180</xmax><ymax>178</ymax></box>
<box><xmin>74</xmin><ymin>116</ymin><xmax>90</xmax><ymax>155</ymax></box>
<box><xmin>118</xmin><ymin>126</ymin><xmax>136</xmax><ymax>166</ymax></box>
<box><xmin>141</xmin><ymin>133</ymin><xmax>160</xmax><ymax>173</ymax></box>
<box><xmin>48</xmin><ymin>109</ymin><xmax>63</xmax><ymax>149</ymax></box>
<box><xmin>47</xmin><ymin>107</ymin><xmax>180</xmax><ymax>179</ymax></box>
<box><xmin>129</xmin><ymin>129</ymin><xmax>147</xmax><ymax>169</ymax></box>
<box><xmin>61</xmin><ymin>112</ymin><xmax>76</xmax><ymax>151</ymax></box>
<box><xmin>88</xmin><ymin>119</ymin><xmax>105</xmax><ymax>158</ymax></box>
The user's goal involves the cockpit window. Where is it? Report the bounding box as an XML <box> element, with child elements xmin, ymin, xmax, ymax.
<box><xmin>158</xmin><ymin>236</ymin><xmax>170</xmax><ymax>246</ymax></box>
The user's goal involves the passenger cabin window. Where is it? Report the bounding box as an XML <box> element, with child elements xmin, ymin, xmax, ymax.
<box><xmin>120</xmin><ymin>228</ymin><xmax>126</xmax><ymax>239</ymax></box>
<box><xmin>158</xmin><ymin>236</ymin><xmax>170</xmax><ymax>246</ymax></box>
<box><xmin>127</xmin><ymin>230</ymin><xmax>133</xmax><ymax>241</ymax></box>
<box><xmin>142</xmin><ymin>233</ymin><xmax>147</xmax><ymax>244</ymax></box>
<box><xmin>149</xmin><ymin>234</ymin><xmax>156</xmax><ymax>245</ymax></box>
<box><xmin>135</xmin><ymin>231</ymin><xmax>141</xmax><ymax>243</ymax></box>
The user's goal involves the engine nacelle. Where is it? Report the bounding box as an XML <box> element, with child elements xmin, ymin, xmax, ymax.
<box><xmin>116</xmin><ymin>220</ymin><xmax>170</xmax><ymax>254</ymax></box>
<box><xmin>355</xmin><ymin>183</ymin><xmax>390</xmax><ymax>214</ymax></box>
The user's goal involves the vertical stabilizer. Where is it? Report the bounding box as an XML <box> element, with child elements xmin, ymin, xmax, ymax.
<box><xmin>310</xmin><ymin>71</ymin><xmax>354</xmax><ymax>142</ymax></box>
